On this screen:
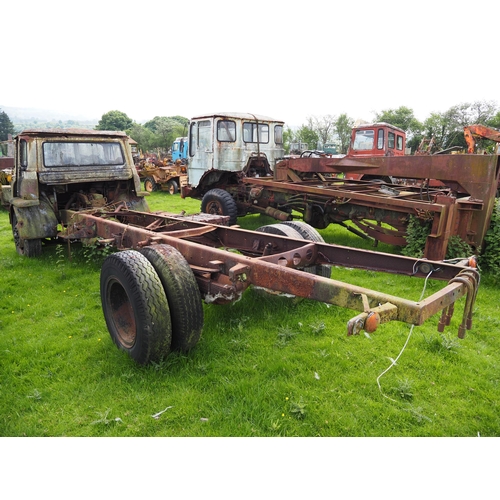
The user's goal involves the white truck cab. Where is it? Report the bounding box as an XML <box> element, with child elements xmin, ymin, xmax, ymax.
<box><xmin>187</xmin><ymin>112</ymin><xmax>285</xmax><ymax>188</ymax></box>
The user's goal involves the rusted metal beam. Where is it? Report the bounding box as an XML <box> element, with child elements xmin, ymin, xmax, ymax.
<box><xmin>60</xmin><ymin>209</ymin><xmax>479</xmax><ymax>338</ymax></box>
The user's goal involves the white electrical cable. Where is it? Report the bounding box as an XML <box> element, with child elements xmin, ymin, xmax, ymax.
<box><xmin>376</xmin><ymin>270</ymin><xmax>434</xmax><ymax>401</ymax></box>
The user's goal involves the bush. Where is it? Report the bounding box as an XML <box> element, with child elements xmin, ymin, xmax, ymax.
<box><xmin>401</xmin><ymin>216</ymin><xmax>431</xmax><ymax>258</ymax></box>
<box><xmin>479</xmin><ymin>198</ymin><xmax>500</xmax><ymax>280</ymax></box>
<box><xmin>402</xmin><ymin>216</ymin><xmax>474</xmax><ymax>260</ymax></box>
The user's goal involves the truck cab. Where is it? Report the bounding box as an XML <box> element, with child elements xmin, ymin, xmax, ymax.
<box><xmin>344</xmin><ymin>123</ymin><xmax>407</xmax><ymax>182</ymax></box>
<box><xmin>4</xmin><ymin>129</ymin><xmax>148</xmax><ymax>256</ymax></box>
<box><xmin>348</xmin><ymin>122</ymin><xmax>406</xmax><ymax>158</ymax></box>
<box><xmin>184</xmin><ymin>112</ymin><xmax>285</xmax><ymax>193</ymax></box>
<box><xmin>171</xmin><ymin>136</ymin><xmax>188</xmax><ymax>162</ymax></box>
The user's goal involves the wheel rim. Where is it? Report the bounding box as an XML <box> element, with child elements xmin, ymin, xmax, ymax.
<box><xmin>144</xmin><ymin>180</ymin><xmax>153</xmax><ymax>192</ymax></box>
<box><xmin>206</xmin><ymin>200</ymin><xmax>222</xmax><ymax>215</ymax></box>
<box><xmin>107</xmin><ymin>278</ymin><xmax>136</xmax><ymax>347</ymax></box>
<box><xmin>168</xmin><ymin>184</ymin><xmax>175</xmax><ymax>194</ymax></box>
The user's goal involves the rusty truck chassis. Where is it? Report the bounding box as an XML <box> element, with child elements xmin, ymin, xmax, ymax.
<box><xmin>59</xmin><ymin>206</ymin><xmax>479</xmax><ymax>338</ymax></box>
<box><xmin>190</xmin><ymin>152</ymin><xmax>500</xmax><ymax>261</ymax></box>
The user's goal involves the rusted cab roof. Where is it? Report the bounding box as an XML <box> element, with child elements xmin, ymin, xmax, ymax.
<box><xmin>190</xmin><ymin>112</ymin><xmax>284</xmax><ymax>124</ymax></box>
<box><xmin>355</xmin><ymin>122</ymin><xmax>406</xmax><ymax>133</ymax></box>
<box><xmin>19</xmin><ymin>129</ymin><xmax>128</xmax><ymax>139</ymax></box>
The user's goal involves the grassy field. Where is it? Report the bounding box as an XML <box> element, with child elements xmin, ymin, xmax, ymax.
<box><xmin>1</xmin><ymin>191</ymin><xmax>499</xmax><ymax>437</ymax></box>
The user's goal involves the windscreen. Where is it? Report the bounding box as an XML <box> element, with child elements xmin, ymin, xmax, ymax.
<box><xmin>352</xmin><ymin>130</ymin><xmax>375</xmax><ymax>151</ymax></box>
<box><xmin>43</xmin><ymin>142</ymin><xmax>124</xmax><ymax>167</ymax></box>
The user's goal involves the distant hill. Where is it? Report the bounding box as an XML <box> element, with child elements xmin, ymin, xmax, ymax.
<box><xmin>0</xmin><ymin>104</ymin><xmax>97</xmax><ymax>121</ymax></box>
<box><xmin>0</xmin><ymin>105</ymin><xmax>98</xmax><ymax>132</ymax></box>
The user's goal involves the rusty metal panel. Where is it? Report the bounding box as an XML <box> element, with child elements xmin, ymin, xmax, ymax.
<box><xmin>281</xmin><ymin>154</ymin><xmax>499</xmax><ymax>201</ymax></box>
<box><xmin>248</xmin><ymin>154</ymin><xmax>500</xmax><ymax>260</ymax></box>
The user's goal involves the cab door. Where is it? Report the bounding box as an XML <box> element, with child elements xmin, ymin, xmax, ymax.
<box><xmin>188</xmin><ymin>119</ymin><xmax>213</xmax><ymax>187</ymax></box>
<box><xmin>13</xmin><ymin>138</ymin><xmax>29</xmax><ymax>198</ymax></box>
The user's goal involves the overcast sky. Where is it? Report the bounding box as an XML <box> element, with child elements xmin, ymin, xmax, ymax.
<box><xmin>2</xmin><ymin>0</ymin><xmax>499</xmax><ymax>127</ymax></box>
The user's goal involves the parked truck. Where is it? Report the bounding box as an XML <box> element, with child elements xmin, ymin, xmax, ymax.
<box><xmin>171</xmin><ymin>136</ymin><xmax>188</xmax><ymax>162</ymax></box>
<box><xmin>0</xmin><ymin>128</ymin><xmax>480</xmax><ymax>365</ymax></box>
<box><xmin>182</xmin><ymin>115</ymin><xmax>500</xmax><ymax>261</ymax></box>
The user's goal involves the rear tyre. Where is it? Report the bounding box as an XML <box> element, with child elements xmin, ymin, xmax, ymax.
<box><xmin>363</xmin><ymin>175</ymin><xmax>394</xmax><ymax>184</ymax></box>
<box><xmin>100</xmin><ymin>250</ymin><xmax>172</xmax><ymax>365</ymax></box>
<box><xmin>24</xmin><ymin>238</ymin><xmax>42</xmax><ymax>258</ymax></box>
<box><xmin>166</xmin><ymin>180</ymin><xmax>179</xmax><ymax>195</ymax></box>
<box><xmin>201</xmin><ymin>188</ymin><xmax>238</xmax><ymax>225</ymax></box>
<box><xmin>12</xmin><ymin>212</ymin><xmax>42</xmax><ymax>258</ymax></box>
<box><xmin>256</xmin><ymin>223</ymin><xmax>303</xmax><ymax>239</ymax></box>
<box><xmin>144</xmin><ymin>177</ymin><xmax>158</xmax><ymax>192</ymax></box>
<box><xmin>256</xmin><ymin>223</ymin><xmax>331</xmax><ymax>277</ymax></box>
<box><xmin>141</xmin><ymin>244</ymin><xmax>204</xmax><ymax>352</ymax></box>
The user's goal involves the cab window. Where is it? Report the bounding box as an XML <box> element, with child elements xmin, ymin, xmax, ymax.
<box><xmin>243</xmin><ymin>122</ymin><xmax>269</xmax><ymax>143</ymax></box>
<box><xmin>352</xmin><ymin>130</ymin><xmax>374</xmax><ymax>150</ymax></box>
<box><xmin>377</xmin><ymin>129</ymin><xmax>384</xmax><ymax>150</ymax></box>
<box><xmin>388</xmin><ymin>132</ymin><xmax>395</xmax><ymax>149</ymax></box>
<box><xmin>274</xmin><ymin>125</ymin><xmax>283</xmax><ymax>145</ymax></box>
<box><xmin>19</xmin><ymin>139</ymin><xmax>28</xmax><ymax>169</ymax></box>
<box><xmin>396</xmin><ymin>135</ymin><xmax>404</xmax><ymax>150</ymax></box>
<box><xmin>189</xmin><ymin>120</ymin><xmax>212</xmax><ymax>156</ymax></box>
<box><xmin>217</xmin><ymin>120</ymin><xmax>236</xmax><ymax>142</ymax></box>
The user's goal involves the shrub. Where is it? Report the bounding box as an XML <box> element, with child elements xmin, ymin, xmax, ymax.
<box><xmin>402</xmin><ymin>216</ymin><xmax>474</xmax><ymax>260</ymax></box>
<box><xmin>401</xmin><ymin>216</ymin><xmax>431</xmax><ymax>258</ymax></box>
<box><xmin>479</xmin><ymin>199</ymin><xmax>500</xmax><ymax>280</ymax></box>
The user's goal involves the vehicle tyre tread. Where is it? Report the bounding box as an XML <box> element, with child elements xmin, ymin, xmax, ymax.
<box><xmin>141</xmin><ymin>244</ymin><xmax>204</xmax><ymax>352</ymax></box>
<box><xmin>100</xmin><ymin>250</ymin><xmax>172</xmax><ymax>364</ymax></box>
<box><xmin>201</xmin><ymin>188</ymin><xmax>238</xmax><ymax>225</ymax></box>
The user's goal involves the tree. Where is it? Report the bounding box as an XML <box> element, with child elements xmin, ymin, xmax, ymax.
<box><xmin>168</xmin><ymin>115</ymin><xmax>189</xmax><ymax>128</ymax></box>
<box><xmin>422</xmin><ymin>101</ymin><xmax>499</xmax><ymax>152</ymax></box>
<box><xmin>283</xmin><ymin>126</ymin><xmax>296</xmax><ymax>154</ymax></box>
<box><xmin>95</xmin><ymin>110</ymin><xmax>134</xmax><ymax>131</ymax></box>
<box><xmin>374</xmin><ymin>106</ymin><xmax>422</xmax><ymax>134</ymax></box>
<box><xmin>487</xmin><ymin>111</ymin><xmax>500</xmax><ymax>129</ymax></box>
<box><xmin>0</xmin><ymin>109</ymin><xmax>15</xmax><ymax>141</ymax></box>
<box><xmin>0</xmin><ymin>109</ymin><xmax>15</xmax><ymax>156</ymax></box>
<box><xmin>421</xmin><ymin>112</ymin><xmax>451</xmax><ymax>151</ymax></box>
<box><xmin>307</xmin><ymin>115</ymin><xmax>336</xmax><ymax>147</ymax></box>
<box><xmin>144</xmin><ymin>116</ymin><xmax>189</xmax><ymax>151</ymax></box>
<box><xmin>333</xmin><ymin>113</ymin><xmax>354</xmax><ymax>154</ymax></box>
<box><xmin>296</xmin><ymin>124</ymin><xmax>319</xmax><ymax>151</ymax></box>
<box><xmin>128</xmin><ymin>123</ymin><xmax>157</xmax><ymax>153</ymax></box>
<box><xmin>448</xmin><ymin>100</ymin><xmax>498</xmax><ymax>127</ymax></box>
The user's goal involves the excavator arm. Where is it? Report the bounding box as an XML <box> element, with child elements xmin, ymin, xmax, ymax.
<box><xmin>464</xmin><ymin>124</ymin><xmax>500</xmax><ymax>153</ymax></box>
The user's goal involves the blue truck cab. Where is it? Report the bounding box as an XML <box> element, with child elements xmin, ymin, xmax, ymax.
<box><xmin>171</xmin><ymin>137</ymin><xmax>188</xmax><ymax>162</ymax></box>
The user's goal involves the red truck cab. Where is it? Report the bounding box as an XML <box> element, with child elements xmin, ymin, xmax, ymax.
<box><xmin>348</xmin><ymin>122</ymin><xmax>406</xmax><ymax>158</ymax></box>
<box><xmin>344</xmin><ymin>123</ymin><xmax>406</xmax><ymax>182</ymax></box>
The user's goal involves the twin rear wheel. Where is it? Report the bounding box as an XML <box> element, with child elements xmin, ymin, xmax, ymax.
<box><xmin>100</xmin><ymin>245</ymin><xmax>203</xmax><ymax>365</ymax></box>
<box><xmin>100</xmin><ymin>222</ymin><xmax>327</xmax><ymax>364</ymax></box>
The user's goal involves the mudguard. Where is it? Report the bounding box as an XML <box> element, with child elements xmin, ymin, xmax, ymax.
<box><xmin>12</xmin><ymin>198</ymin><xmax>58</xmax><ymax>240</ymax></box>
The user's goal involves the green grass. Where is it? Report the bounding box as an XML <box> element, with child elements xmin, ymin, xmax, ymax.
<box><xmin>1</xmin><ymin>191</ymin><xmax>499</xmax><ymax>437</ymax></box>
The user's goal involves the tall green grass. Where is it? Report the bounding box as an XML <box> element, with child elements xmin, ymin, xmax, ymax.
<box><xmin>1</xmin><ymin>191</ymin><xmax>499</xmax><ymax>436</ymax></box>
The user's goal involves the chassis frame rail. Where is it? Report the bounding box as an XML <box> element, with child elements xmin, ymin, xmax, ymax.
<box><xmin>60</xmin><ymin>209</ymin><xmax>479</xmax><ymax>338</ymax></box>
